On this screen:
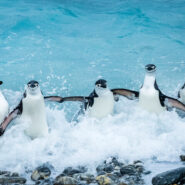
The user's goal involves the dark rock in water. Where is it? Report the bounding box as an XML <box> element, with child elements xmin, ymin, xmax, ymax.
<box><xmin>63</xmin><ymin>166</ymin><xmax>87</xmax><ymax>176</ymax></box>
<box><xmin>73</xmin><ymin>173</ymin><xmax>95</xmax><ymax>183</ymax></box>
<box><xmin>152</xmin><ymin>167</ymin><xmax>185</xmax><ymax>185</ymax></box>
<box><xmin>54</xmin><ymin>175</ymin><xmax>78</xmax><ymax>185</ymax></box>
<box><xmin>95</xmin><ymin>158</ymin><xmax>146</xmax><ymax>185</ymax></box>
<box><xmin>120</xmin><ymin>165</ymin><xmax>137</xmax><ymax>176</ymax></box>
<box><xmin>0</xmin><ymin>171</ymin><xmax>26</xmax><ymax>184</ymax></box>
<box><xmin>0</xmin><ymin>177</ymin><xmax>26</xmax><ymax>184</ymax></box>
<box><xmin>104</xmin><ymin>157</ymin><xmax>124</xmax><ymax>167</ymax></box>
<box><xmin>35</xmin><ymin>178</ymin><xmax>54</xmax><ymax>185</ymax></box>
<box><xmin>31</xmin><ymin>165</ymin><xmax>51</xmax><ymax>181</ymax></box>
<box><xmin>180</xmin><ymin>155</ymin><xmax>185</xmax><ymax>162</ymax></box>
<box><xmin>133</xmin><ymin>160</ymin><xmax>143</xmax><ymax>165</ymax></box>
<box><xmin>96</xmin><ymin>164</ymin><xmax>114</xmax><ymax>174</ymax></box>
<box><xmin>112</xmin><ymin>166</ymin><xmax>122</xmax><ymax>177</ymax></box>
<box><xmin>96</xmin><ymin>157</ymin><xmax>122</xmax><ymax>175</ymax></box>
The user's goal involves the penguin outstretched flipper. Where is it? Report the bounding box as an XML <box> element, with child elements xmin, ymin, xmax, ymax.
<box><xmin>111</xmin><ymin>89</ymin><xmax>139</xmax><ymax>100</ymax></box>
<box><xmin>0</xmin><ymin>106</ymin><xmax>21</xmax><ymax>136</ymax></box>
<box><xmin>44</xmin><ymin>96</ymin><xmax>87</xmax><ymax>103</ymax></box>
<box><xmin>164</xmin><ymin>96</ymin><xmax>185</xmax><ymax>112</ymax></box>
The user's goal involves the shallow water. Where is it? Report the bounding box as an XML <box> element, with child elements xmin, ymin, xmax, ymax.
<box><xmin>0</xmin><ymin>0</ymin><xmax>185</xmax><ymax>184</ymax></box>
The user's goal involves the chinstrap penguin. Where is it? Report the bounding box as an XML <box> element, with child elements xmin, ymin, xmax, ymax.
<box><xmin>114</xmin><ymin>64</ymin><xmax>185</xmax><ymax>114</ymax></box>
<box><xmin>0</xmin><ymin>81</ymin><xmax>9</xmax><ymax>124</ymax></box>
<box><xmin>52</xmin><ymin>79</ymin><xmax>139</xmax><ymax>119</ymax></box>
<box><xmin>0</xmin><ymin>80</ymin><xmax>62</xmax><ymax>138</ymax></box>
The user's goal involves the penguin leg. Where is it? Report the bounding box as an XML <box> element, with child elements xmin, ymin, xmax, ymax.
<box><xmin>111</xmin><ymin>89</ymin><xmax>139</xmax><ymax>100</ymax></box>
<box><xmin>164</xmin><ymin>96</ymin><xmax>185</xmax><ymax>112</ymax></box>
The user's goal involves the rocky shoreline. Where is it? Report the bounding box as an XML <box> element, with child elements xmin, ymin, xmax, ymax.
<box><xmin>1</xmin><ymin>156</ymin><xmax>185</xmax><ymax>185</ymax></box>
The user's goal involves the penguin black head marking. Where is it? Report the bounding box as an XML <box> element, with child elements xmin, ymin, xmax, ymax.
<box><xmin>145</xmin><ymin>64</ymin><xmax>156</xmax><ymax>73</ymax></box>
<box><xmin>95</xmin><ymin>79</ymin><xmax>107</xmax><ymax>88</ymax></box>
<box><xmin>0</xmin><ymin>81</ymin><xmax>3</xmax><ymax>85</ymax></box>
<box><xmin>27</xmin><ymin>80</ymin><xmax>39</xmax><ymax>93</ymax></box>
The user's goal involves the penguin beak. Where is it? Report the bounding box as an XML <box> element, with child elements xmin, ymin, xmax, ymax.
<box><xmin>0</xmin><ymin>81</ymin><xmax>3</xmax><ymax>85</ymax></box>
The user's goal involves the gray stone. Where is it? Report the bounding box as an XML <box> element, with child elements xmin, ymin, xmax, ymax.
<box><xmin>63</xmin><ymin>166</ymin><xmax>87</xmax><ymax>176</ymax></box>
<box><xmin>54</xmin><ymin>175</ymin><xmax>78</xmax><ymax>185</ymax></box>
<box><xmin>120</xmin><ymin>165</ymin><xmax>137</xmax><ymax>176</ymax></box>
<box><xmin>0</xmin><ymin>171</ymin><xmax>26</xmax><ymax>184</ymax></box>
<box><xmin>96</xmin><ymin>164</ymin><xmax>114</xmax><ymax>174</ymax></box>
<box><xmin>152</xmin><ymin>167</ymin><xmax>185</xmax><ymax>185</ymax></box>
<box><xmin>31</xmin><ymin>166</ymin><xmax>51</xmax><ymax>181</ymax></box>
<box><xmin>0</xmin><ymin>176</ymin><xmax>26</xmax><ymax>184</ymax></box>
<box><xmin>180</xmin><ymin>155</ymin><xmax>185</xmax><ymax>162</ymax></box>
<box><xmin>73</xmin><ymin>173</ymin><xmax>95</xmax><ymax>183</ymax></box>
<box><xmin>96</xmin><ymin>175</ymin><xmax>112</xmax><ymax>185</ymax></box>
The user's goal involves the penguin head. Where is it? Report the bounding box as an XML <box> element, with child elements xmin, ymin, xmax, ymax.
<box><xmin>145</xmin><ymin>64</ymin><xmax>156</xmax><ymax>73</ymax></box>
<box><xmin>95</xmin><ymin>79</ymin><xmax>108</xmax><ymax>96</ymax></box>
<box><xmin>27</xmin><ymin>80</ymin><xmax>40</xmax><ymax>95</ymax></box>
<box><xmin>0</xmin><ymin>81</ymin><xmax>3</xmax><ymax>85</ymax></box>
<box><xmin>95</xmin><ymin>79</ymin><xmax>107</xmax><ymax>89</ymax></box>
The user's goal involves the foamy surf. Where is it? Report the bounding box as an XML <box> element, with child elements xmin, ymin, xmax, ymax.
<box><xmin>0</xmin><ymin>93</ymin><xmax>185</xmax><ymax>184</ymax></box>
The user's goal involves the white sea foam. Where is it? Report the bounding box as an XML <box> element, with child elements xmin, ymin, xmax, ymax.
<box><xmin>0</xmin><ymin>94</ymin><xmax>185</xmax><ymax>184</ymax></box>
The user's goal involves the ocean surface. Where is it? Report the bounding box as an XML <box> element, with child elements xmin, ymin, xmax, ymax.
<box><xmin>0</xmin><ymin>0</ymin><xmax>185</xmax><ymax>184</ymax></box>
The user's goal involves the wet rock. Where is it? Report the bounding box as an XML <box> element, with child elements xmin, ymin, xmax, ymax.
<box><xmin>63</xmin><ymin>166</ymin><xmax>87</xmax><ymax>176</ymax></box>
<box><xmin>73</xmin><ymin>173</ymin><xmax>95</xmax><ymax>183</ymax></box>
<box><xmin>152</xmin><ymin>167</ymin><xmax>185</xmax><ymax>185</ymax></box>
<box><xmin>35</xmin><ymin>178</ymin><xmax>54</xmax><ymax>185</ymax></box>
<box><xmin>143</xmin><ymin>170</ymin><xmax>151</xmax><ymax>175</ymax></box>
<box><xmin>112</xmin><ymin>166</ymin><xmax>122</xmax><ymax>177</ymax></box>
<box><xmin>133</xmin><ymin>160</ymin><xmax>143</xmax><ymax>165</ymax></box>
<box><xmin>180</xmin><ymin>155</ymin><xmax>185</xmax><ymax>162</ymax></box>
<box><xmin>54</xmin><ymin>175</ymin><xmax>78</xmax><ymax>185</ymax></box>
<box><xmin>0</xmin><ymin>171</ymin><xmax>26</xmax><ymax>184</ymax></box>
<box><xmin>96</xmin><ymin>175</ymin><xmax>112</xmax><ymax>185</ymax></box>
<box><xmin>106</xmin><ymin>173</ymin><xmax>120</xmax><ymax>183</ymax></box>
<box><xmin>96</xmin><ymin>164</ymin><xmax>114</xmax><ymax>174</ymax></box>
<box><xmin>120</xmin><ymin>165</ymin><xmax>137</xmax><ymax>176</ymax></box>
<box><xmin>96</xmin><ymin>157</ymin><xmax>121</xmax><ymax>175</ymax></box>
<box><xmin>31</xmin><ymin>165</ymin><xmax>51</xmax><ymax>181</ymax></box>
<box><xmin>104</xmin><ymin>157</ymin><xmax>124</xmax><ymax>167</ymax></box>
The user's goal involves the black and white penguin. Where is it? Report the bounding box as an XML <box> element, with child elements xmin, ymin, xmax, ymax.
<box><xmin>0</xmin><ymin>81</ymin><xmax>9</xmax><ymax>123</ymax></box>
<box><xmin>113</xmin><ymin>64</ymin><xmax>185</xmax><ymax>114</ymax></box>
<box><xmin>178</xmin><ymin>83</ymin><xmax>185</xmax><ymax>104</ymax></box>
<box><xmin>0</xmin><ymin>80</ymin><xmax>62</xmax><ymax>138</ymax></box>
<box><xmin>52</xmin><ymin>79</ymin><xmax>138</xmax><ymax>119</ymax></box>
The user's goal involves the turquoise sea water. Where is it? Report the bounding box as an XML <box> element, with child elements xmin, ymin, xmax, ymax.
<box><xmin>0</xmin><ymin>0</ymin><xmax>185</xmax><ymax>184</ymax></box>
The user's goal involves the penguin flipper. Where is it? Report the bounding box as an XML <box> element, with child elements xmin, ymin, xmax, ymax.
<box><xmin>45</xmin><ymin>96</ymin><xmax>88</xmax><ymax>103</ymax></box>
<box><xmin>44</xmin><ymin>96</ymin><xmax>63</xmax><ymax>103</ymax></box>
<box><xmin>0</xmin><ymin>107</ymin><xmax>20</xmax><ymax>136</ymax></box>
<box><xmin>62</xmin><ymin>96</ymin><xmax>88</xmax><ymax>102</ymax></box>
<box><xmin>164</xmin><ymin>96</ymin><xmax>185</xmax><ymax>112</ymax></box>
<box><xmin>111</xmin><ymin>89</ymin><xmax>139</xmax><ymax>100</ymax></box>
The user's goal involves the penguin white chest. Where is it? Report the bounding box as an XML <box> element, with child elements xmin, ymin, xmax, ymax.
<box><xmin>88</xmin><ymin>92</ymin><xmax>114</xmax><ymax>119</ymax></box>
<box><xmin>0</xmin><ymin>92</ymin><xmax>9</xmax><ymax>123</ymax></box>
<box><xmin>139</xmin><ymin>87</ymin><xmax>166</xmax><ymax>114</ymax></box>
<box><xmin>22</xmin><ymin>95</ymin><xmax>48</xmax><ymax>138</ymax></box>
